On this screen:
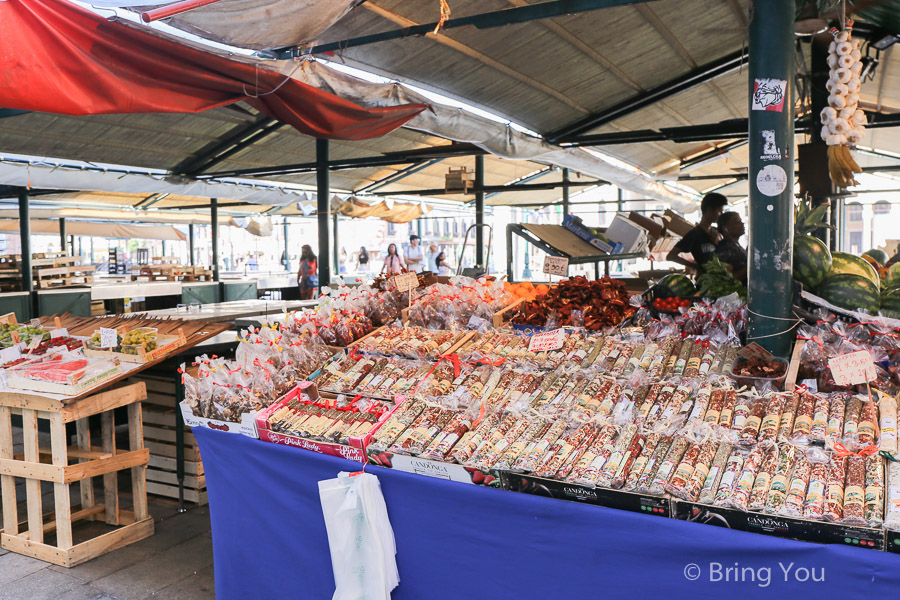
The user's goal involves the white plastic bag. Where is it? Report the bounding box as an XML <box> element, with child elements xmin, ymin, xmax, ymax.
<box><xmin>319</xmin><ymin>472</ymin><xmax>400</xmax><ymax>600</ymax></box>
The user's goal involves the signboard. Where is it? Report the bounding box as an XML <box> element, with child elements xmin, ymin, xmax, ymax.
<box><xmin>542</xmin><ymin>256</ymin><xmax>569</xmax><ymax>277</ymax></box>
<box><xmin>99</xmin><ymin>327</ymin><xmax>118</xmax><ymax>349</ymax></box>
<box><xmin>528</xmin><ymin>328</ymin><xmax>566</xmax><ymax>353</ymax></box>
<box><xmin>828</xmin><ymin>351</ymin><xmax>877</xmax><ymax>386</ymax></box>
<box><xmin>50</xmin><ymin>328</ymin><xmax>67</xmax><ymax>339</ymax></box>
<box><xmin>391</xmin><ymin>272</ymin><xmax>419</xmax><ymax>293</ymax></box>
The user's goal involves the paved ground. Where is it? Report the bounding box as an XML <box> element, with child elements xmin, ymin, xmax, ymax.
<box><xmin>0</xmin><ymin>502</ymin><xmax>214</xmax><ymax>600</ymax></box>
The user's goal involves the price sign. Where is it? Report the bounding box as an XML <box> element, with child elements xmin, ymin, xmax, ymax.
<box><xmin>829</xmin><ymin>350</ymin><xmax>877</xmax><ymax>386</ymax></box>
<box><xmin>99</xmin><ymin>327</ymin><xmax>118</xmax><ymax>349</ymax></box>
<box><xmin>0</xmin><ymin>346</ymin><xmax>21</xmax><ymax>364</ymax></box>
<box><xmin>542</xmin><ymin>256</ymin><xmax>569</xmax><ymax>277</ymax></box>
<box><xmin>26</xmin><ymin>336</ymin><xmax>42</xmax><ymax>351</ymax></box>
<box><xmin>50</xmin><ymin>328</ymin><xmax>67</xmax><ymax>339</ymax></box>
<box><xmin>391</xmin><ymin>272</ymin><xmax>419</xmax><ymax>293</ymax></box>
<box><xmin>528</xmin><ymin>328</ymin><xmax>566</xmax><ymax>353</ymax></box>
<box><xmin>29</xmin><ymin>319</ymin><xmax>41</xmax><ymax>328</ymax></box>
<box><xmin>737</xmin><ymin>342</ymin><xmax>775</xmax><ymax>362</ymax></box>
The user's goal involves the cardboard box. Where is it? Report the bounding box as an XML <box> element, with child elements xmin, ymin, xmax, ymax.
<box><xmin>663</xmin><ymin>209</ymin><xmax>695</xmax><ymax>237</ymax></box>
<box><xmin>255</xmin><ymin>382</ymin><xmax>401</xmax><ymax>463</ymax></box>
<box><xmin>670</xmin><ymin>499</ymin><xmax>884</xmax><ymax>550</ymax></box>
<box><xmin>605</xmin><ymin>214</ymin><xmax>650</xmax><ymax>254</ymax></box>
<box><xmin>368</xmin><ymin>451</ymin><xmax>500</xmax><ymax>487</ymax></box>
<box><xmin>562</xmin><ymin>214</ymin><xmax>623</xmax><ymax>254</ymax></box>
<box><xmin>501</xmin><ymin>472</ymin><xmax>670</xmax><ymax>517</ymax></box>
<box><xmin>628</xmin><ymin>212</ymin><xmax>665</xmax><ymax>243</ymax></box>
<box><xmin>179</xmin><ymin>401</ymin><xmax>259</xmax><ymax>438</ymax></box>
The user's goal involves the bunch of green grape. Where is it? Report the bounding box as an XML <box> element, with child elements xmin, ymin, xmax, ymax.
<box><xmin>121</xmin><ymin>329</ymin><xmax>158</xmax><ymax>354</ymax></box>
<box><xmin>17</xmin><ymin>325</ymin><xmax>50</xmax><ymax>345</ymax></box>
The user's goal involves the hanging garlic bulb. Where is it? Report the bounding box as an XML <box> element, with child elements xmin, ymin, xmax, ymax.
<box><xmin>820</xmin><ymin>29</ymin><xmax>865</xmax><ymax>187</ymax></box>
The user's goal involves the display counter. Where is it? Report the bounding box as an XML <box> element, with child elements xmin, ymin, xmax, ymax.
<box><xmin>133</xmin><ymin>299</ymin><xmax>318</xmax><ymax>322</ymax></box>
<box><xmin>196</xmin><ymin>428</ymin><xmax>900</xmax><ymax>600</ymax></box>
<box><xmin>0</xmin><ymin>291</ymin><xmax>32</xmax><ymax>321</ymax></box>
<box><xmin>36</xmin><ymin>287</ymin><xmax>91</xmax><ymax>317</ymax></box>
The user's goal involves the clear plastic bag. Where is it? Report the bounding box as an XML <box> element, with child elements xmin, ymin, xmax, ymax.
<box><xmin>318</xmin><ymin>472</ymin><xmax>399</xmax><ymax>600</ymax></box>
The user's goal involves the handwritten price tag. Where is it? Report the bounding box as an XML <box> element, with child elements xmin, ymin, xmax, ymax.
<box><xmin>542</xmin><ymin>256</ymin><xmax>569</xmax><ymax>277</ymax></box>
<box><xmin>26</xmin><ymin>336</ymin><xmax>42</xmax><ymax>351</ymax></box>
<box><xmin>391</xmin><ymin>272</ymin><xmax>419</xmax><ymax>293</ymax></box>
<box><xmin>528</xmin><ymin>328</ymin><xmax>566</xmax><ymax>353</ymax></box>
<box><xmin>50</xmin><ymin>328</ymin><xmax>67</xmax><ymax>339</ymax></box>
<box><xmin>737</xmin><ymin>342</ymin><xmax>775</xmax><ymax>362</ymax></box>
<box><xmin>99</xmin><ymin>327</ymin><xmax>118</xmax><ymax>349</ymax></box>
<box><xmin>829</xmin><ymin>350</ymin><xmax>877</xmax><ymax>386</ymax></box>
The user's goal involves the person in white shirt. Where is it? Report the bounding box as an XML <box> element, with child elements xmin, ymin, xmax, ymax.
<box><xmin>427</xmin><ymin>243</ymin><xmax>439</xmax><ymax>272</ymax></box>
<box><xmin>404</xmin><ymin>234</ymin><xmax>425</xmax><ymax>273</ymax></box>
<box><xmin>435</xmin><ymin>251</ymin><xmax>451</xmax><ymax>276</ymax></box>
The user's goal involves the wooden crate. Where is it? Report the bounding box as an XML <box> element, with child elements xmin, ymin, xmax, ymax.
<box><xmin>131</xmin><ymin>374</ymin><xmax>207</xmax><ymax>505</ymax></box>
<box><xmin>0</xmin><ymin>383</ymin><xmax>153</xmax><ymax>567</ymax></box>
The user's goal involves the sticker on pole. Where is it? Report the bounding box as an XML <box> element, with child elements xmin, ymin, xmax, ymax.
<box><xmin>760</xmin><ymin>130</ymin><xmax>781</xmax><ymax>161</ymax></box>
<box><xmin>542</xmin><ymin>256</ymin><xmax>569</xmax><ymax>277</ymax></box>
<box><xmin>391</xmin><ymin>272</ymin><xmax>419</xmax><ymax>293</ymax></box>
<box><xmin>99</xmin><ymin>327</ymin><xmax>118</xmax><ymax>349</ymax></box>
<box><xmin>751</xmin><ymin>78</ymin><xmax>787</xmax><ymax>112</ymax></box>
<box><xmin>528</xmin><ymin>328</ymin><xmax>566</xmax><ymax>353</ymax></box>
<box><xmin>756</xmin><ymin>165</ymin><xmax>788</xmax><ymax>197</ymax></box>
<box><xmin>829</xmin><ymin>350</ymin><xmax>877</xmax><ymax>386</ymax></box>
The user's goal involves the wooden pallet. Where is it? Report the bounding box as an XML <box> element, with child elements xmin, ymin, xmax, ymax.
<box><xmin>131</xmin><ymin>374</ymin><xmax>207</xmax><ymax>505</ymax></box>
<box><xmin>0</xmin><ymin>383</ymin><xmax>153</xmax><ymax>567</ymax></box>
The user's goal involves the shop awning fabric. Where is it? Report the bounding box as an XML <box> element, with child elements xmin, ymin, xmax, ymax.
<box><xmin>0</xmin><ymin>220</ymin><xmax>186</xmax><ymax>241</ymax></box>
<box><xmin>0</xmin><ymin>0</ymin><xmax>425</xmax><ymax>140</ymax></box>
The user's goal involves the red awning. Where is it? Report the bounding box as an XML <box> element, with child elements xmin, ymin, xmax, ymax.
<box><xmin>0</xmin><ymin>0</ymin><xmax>426</xmax><ymax>140</ymax></box>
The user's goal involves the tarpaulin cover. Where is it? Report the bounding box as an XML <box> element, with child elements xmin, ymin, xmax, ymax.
<box><xmin>86</xmin><ymin>0</ymin><xmax>359</xmax><ymax>51</ymax></box>
<box><xmin>330</xmin><ymin>195</ymin><xmax>429</xmax><ymax>224</ymax></box>
<box><xmin>196</xmin><ymin>427</ymin><xmax>900</xmax><ymax>600</ymax></box>
<box><xmin>0</xmin><ymin>0</ymin><xmax>426</xmax><ymax>140</ymax></box>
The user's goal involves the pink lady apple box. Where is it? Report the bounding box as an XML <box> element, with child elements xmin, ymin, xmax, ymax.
<box><xmin>255</xmin><ymin>381</ymin><xmax>404</xmax><ymax>463</ymax></box>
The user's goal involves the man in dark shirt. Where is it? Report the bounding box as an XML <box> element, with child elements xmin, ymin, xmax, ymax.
<box><xmin>666</xmin><ymin>192</ymin><xmax>728</xmax><ymax>274</ymax></box>
<box><xmin>715</xmin><ymin>211</ymin><xmax>747</xmax><ymax>283</ymax></box>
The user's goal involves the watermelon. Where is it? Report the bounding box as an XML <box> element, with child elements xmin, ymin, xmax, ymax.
<box><xmin>657</xmin><ymin>273</ymin><xmax>696</xmax><ymax>297</ymax></box>
<box><xmin>881</xmin><ymin>288</ymin><xmax>900</xmax><ymax>318</ymax></box>
<box><xmin>818</xmin><ymin>273</ymin><xmax>880</xmax><ymax>314</ymax></box>
<box><xmin>827</xmin><ymin>252</ymin><xmax>880</xmax><ymax>289</ymax></box>
<box><xmin>793</xmin><ymin>235</ymin><xmax>832</xmax><ymax>290</ymax></box>
<box><xmin>864</xmin><ymin>249</ymin><xmax>889</xmax><ymax>265</ymax></box>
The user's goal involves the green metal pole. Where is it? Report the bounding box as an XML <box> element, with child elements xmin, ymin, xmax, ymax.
<box><xmin>19</xmin><ymin>191</ymin><xmax>32</xmax><ymax>293</ymax></box>
<box><xmin>59</xmin><ymin>218</ymin><xmax>66</xmax><ymax>255</ymax></box>
<box><xmin>188</xmin><ymin>224</ymin><xmax>195</xmax><ymax>266</ymax></box>
<box><xmin>316</xmin><ymin>139</ymin><xmax>331</xmax><ymax>288</ymax></box>
<box><xmin>283</xmin><ymin>217</ymin><xmax>290</xmax><ymax>272</ymax></box>
<box><xmin>747</xmin><ymin>0</ymin><xmax>795</xmax><ymax>357</ymax></box>
<box><xmin>211</xmin><ymin>198</ymin><xmax>220</xmax><ymax>282</ymax></box>
<box><xmin>561</xmin><ymin>168</ymin><xmax>570</xmax><ymax>217</ymax></box>
<box><xmin>475</xmin><ymin>155</ymin><xmax>485</xmax><ymax>269</ymax></box>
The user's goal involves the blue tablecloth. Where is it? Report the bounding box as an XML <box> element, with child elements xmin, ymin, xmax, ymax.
<box><xmin>196</xmin><ymin>428</ymin><xmax>900</xmax><ymax>599</ymax></box>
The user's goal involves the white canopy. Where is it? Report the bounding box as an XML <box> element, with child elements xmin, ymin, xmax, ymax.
<box><xmin>0</xmin><ymin>219</ymin><xmax>186</xmax><ymax>241</ymax></box>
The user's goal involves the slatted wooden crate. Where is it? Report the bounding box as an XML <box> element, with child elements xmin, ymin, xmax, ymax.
<box><xmin>130</xmin><ymin>374</ymin><xmax>207</xmax><ymax>505</ymax></box>
<box><xmin>0</xmin><ymin>382</ymin><xmax>153</xmax><ymax>567</ymax></box>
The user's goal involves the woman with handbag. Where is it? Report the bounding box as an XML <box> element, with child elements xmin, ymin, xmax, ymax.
<box><xmin>297</xmin><ymin>244</ymin><xmax>319</xmax><ymax>300</ymax></box>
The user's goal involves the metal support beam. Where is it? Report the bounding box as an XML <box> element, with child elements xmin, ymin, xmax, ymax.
<box><xmin>277</xmin><ymin>0</ymin><xmax>657</xmax><ymax>58</ymax></box>
<box><xmin>747</xmin><ymin>0</ymin><xmax>795</xmax><ymax>357</ymax></box>
<box><xmin>199</xmin><ymin>155</ymin><xmax>422</xmax><ymax>180</ymax></box>
<box><xmin>18</xmin><ymin>191</ymin><xmax>32</xmax><ymax>294</ymax></box>
<box><xmin>355</xmin><ymin>159</ymin><xmax>444</xmax><ymax>194</ymax></box>
<box><xmin>283</xmin><ymin>218</ymin><xmax>290</xmax><ymax>272</ymax></box>
<box><xmin>188</xmin><ymin>224</ymin><xmax>195</xmax><ymax>266</ymax></box>
<box><xmin>549</xmin><ymin>49</ymin><xmax>748</xmax><ymax>142</ymax></box>
<box><xmin>561</xmin><ymin>168</ymin><xmax>570</xmax><ymax>215</ymax></box>
<box><xmin>332</xmin><ymin>213</ymin><xmax>339</xmax><ymax>278</ymax></box>
<box><xmin>58</xmin><ymin>218</ymin><xmax>66</xmax><ymax>255</ymax></box>
<box><xmin>316</xmin><ymin>139</ymin><xmax>331</xmax><ymax>289</ymax></box>
<box><xmin>172</xmin><ymin>117</ymin><xmax>283</xmax><ymax>176</ymax></box>
<box><xmin>371</xmin><ymin>179</ymin><xmax>604</xmax><ymax>197</ymax></box>
<box><xmin>211</xmin><ymin>198</ymin><xmax>219</xmax><ymax>282</ymax></box>
<box><xmin>475</xmin><ymin>155</ymin><xmax>485</xmax><ymax>269</ymax></box>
